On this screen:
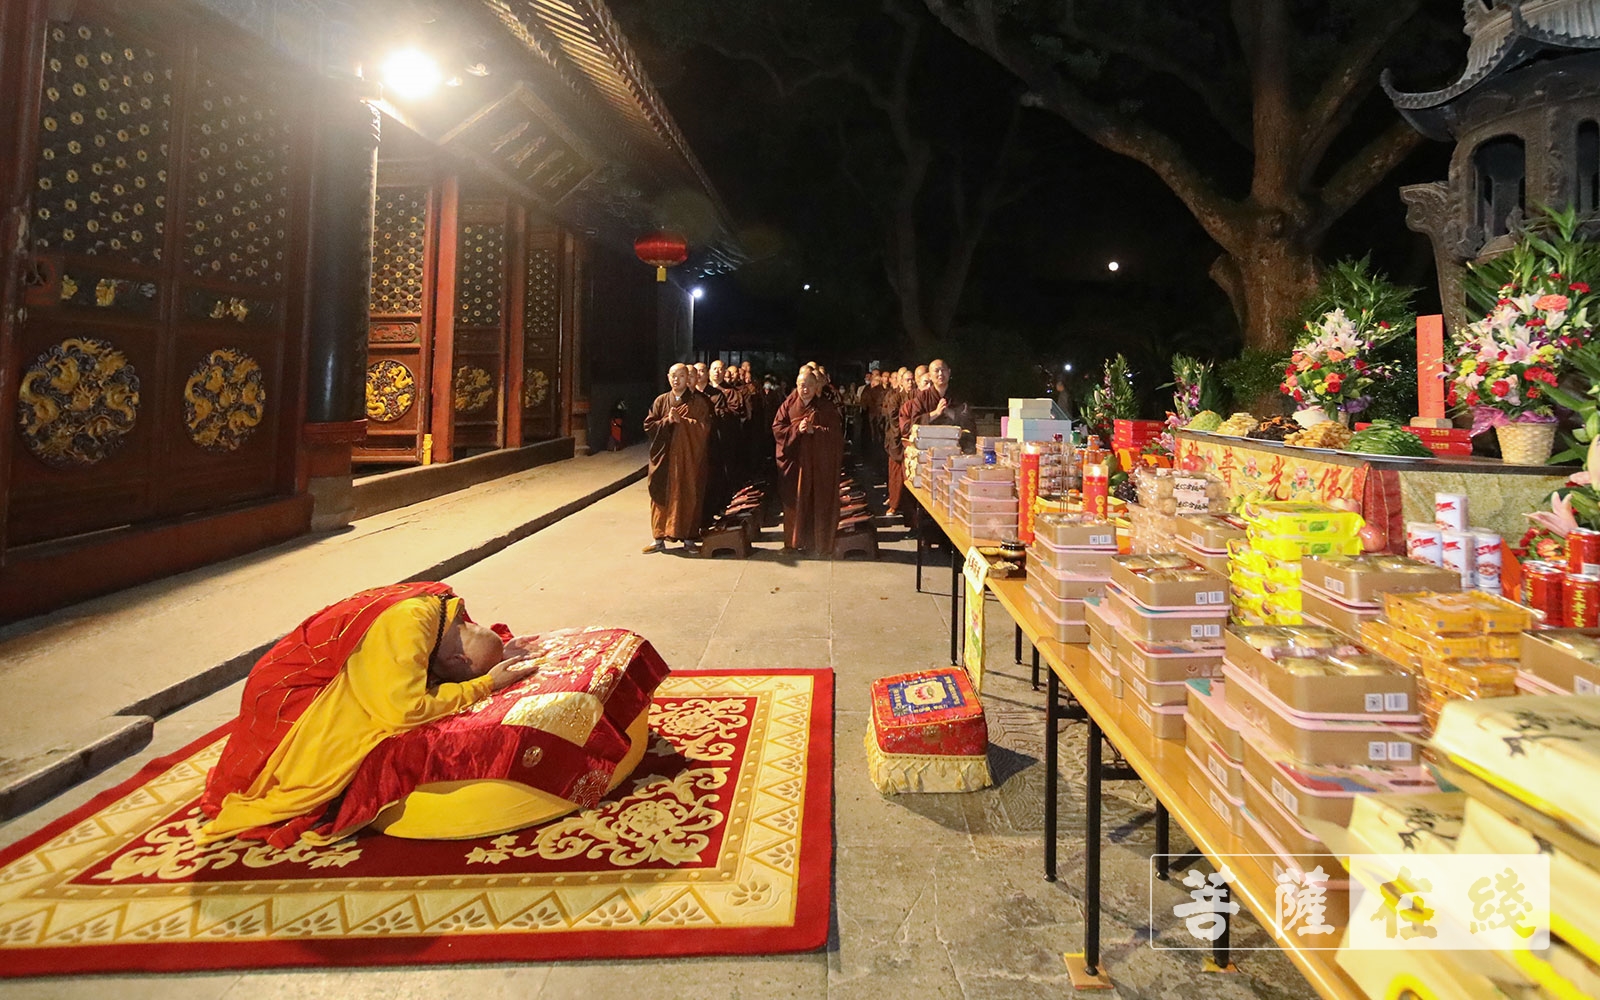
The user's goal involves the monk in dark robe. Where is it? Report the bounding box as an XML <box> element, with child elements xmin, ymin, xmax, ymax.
<box><xmin>773</xmin><ymin>367</ymin><xmax>845</xmax><ymax>555</ymax></box>
<box><xmin>898</xmin><ymin>357</ymin><xmax>975</xmax><ymax>442</ymax></box>
<box><xmin>644</xmin><ymin>363</ymin><xmax>713</xmax><ymax>553</ymax></box>
<box><xmin>883</xmin><ymin>368</ymin><xmax>911</xmax><ymax>515</ymax></box>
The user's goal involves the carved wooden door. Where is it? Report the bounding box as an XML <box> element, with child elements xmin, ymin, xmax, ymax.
<box><xmin>8</xmin><ymin>6</ymin><xmax>305</xmax><ymax>546</ymax></box>
<box><xmin>358</xmin><ymin>165</ymin><xmax>436</xmax><ymax>463</ymax></box>
<box><xmin>520</xmin><ymin>222</ymin><xmax>563</xmax><ymax>440</ymax></box>
<box><xmin>441</xmin><ymin>194</ymin><xmax>509</xmax><ymax>458</ymax></box>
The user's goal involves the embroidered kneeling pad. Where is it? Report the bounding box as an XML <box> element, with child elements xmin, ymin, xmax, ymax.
<box><xmin>865</xmin><ymin>668</ymin><xmax>991</xmax><ymax>794</ymax></box>
<box><xmin>371</xmin><ymin>709</ymin><xmax>651</xmax><ymax>840</ymax></box>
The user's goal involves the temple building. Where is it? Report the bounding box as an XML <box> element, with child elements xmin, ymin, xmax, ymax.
<box><xmin>0</xmin><ymin>0</ymin><xmax>741</xmax><ymax>619</ymax></box>
<box><xmin>1386</xmin><ymin>0</ymin><xmax>1600</xmax><ymax>331</ymax></box>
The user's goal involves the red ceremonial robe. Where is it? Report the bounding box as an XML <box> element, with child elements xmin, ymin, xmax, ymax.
<box><xmin>772</xmin><ymin>391</ymin><xmax>845</xmax><ymax>552</ymax></box>
<box><xmin>200</xmin><ymin>581</ymin><xmax>455</xmax><ymax>819</ymax></box>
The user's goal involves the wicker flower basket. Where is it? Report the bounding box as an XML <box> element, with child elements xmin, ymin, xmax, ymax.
<box><xmin>1496</xmin><ymin>421</ymin><xmax>1556</xmax><ymax>466</ymax></box>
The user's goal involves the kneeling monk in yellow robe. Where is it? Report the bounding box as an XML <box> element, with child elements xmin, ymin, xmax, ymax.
<box><xmin>199</xmin><ymin>581</ymin><xmax>524</xmax><ymax>847</ymax></box>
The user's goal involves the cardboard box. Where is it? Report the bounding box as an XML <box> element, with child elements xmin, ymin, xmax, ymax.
<box><xmin>1521</xmin><ymin>629</ymin><xmax>1600</xmax><ymax>696</ymax></box>
<box><xmin>1186</xmin><ymin>711</ymin><xmax>1246</xmax><ymax>799</ymax></box>
<box><xmin>1111</xmin><ymin>555</ymin><xmax>1228</xmax><ymax>610</ymax></box>
<box><xmin>1089</xmin><ymin>645</ymin><xmax>1123</xmax><ymax>698</ymax></box>
<box><xmin>1028</xmin><ymin>539</ymin><xmax>1119</xmax><ymax>577</ymax></box>
<box><xmin>1124</xmin><ymin>679</ymin><xmax>1185</xmax><ymax>739</ymax></box>
<box><xmin>1185</xmin><ymin>678</ymin><xmax>1246</xmax><ymax>761</ymax></box>
<box><xmin>1119</xmin><ymin>630</ymin><xmax>1225</xmax><ymax>684</ymax></box>
<box><xmin>1027</xmin><ymin>561</ymin><xmax>1111</xmax><ymax>601</ymax></box>
<box><xmin>1176</xmin><ymin>538</ymin><xmax>1232</xmax><ymax>577</ymax></box>
<box><xmin>1009</xmin><ymin>397</ymin><xmax>1057</xmax><ymax>420</ymax></box>
<box><xmin>1186</xmin><ymin>741</ymin><xmax>1248</xmax><ymax>837</ymax></box>
<box><xmin>1085</xmin><ymin>595</ymin><xmax>1118</xmax><ymax>640</ymax></box>
<box><xmin>956</xmin><ymin>479</ymin><xmax>1016</xmax><ymax>500</ymax></box>
<box><xmin>1087</xmin><ymin>621</ymin><xmax>1117</xmax><ymax>668</ymax></box>
<box><xmin>1304</xmin><ymin>554</ymin><xmax>1462</xmax><ymax>604</ymax></box>
<box><xmin>1005</xmin><ymin>417</ymin><xmax>1074</xmax><ymax>442</ymax></box>
<box><xmin>1110</xmin><ymin>587</ymin><xmax>1227</xmax><ymax>645</ymax></box>
<box><xmin>1223</xmin><ymin>626</ymin><xmax>1417</xmax><ymax>718</ymax></box>
<box><xmin>1117</xmin><ymin>657</ymin><xmax>1189</xmax><ymax>707</ymax></box>
<box><xmin>1299</xmin><ymin>584</ymin><xmax>1384</xmax><ymax>639</ymax></box>
<box><xmin>1025</xmin><ymin>580</ymin><xmax>1091</xmax><ymax>643</ymax></box>
<box><xmin>1222</xmin><ymin>663</ymin><xmax>1421</xmax><ymax>766</ymax></box>
<box><xmin>963</xmin><ymin>465</ymin><xmax>1016</xmax><ymax>482</ymax></box>
<box><xmin>1176</xmin><ymin>513</ymin><xmax>1248</xmax><ymax>553</ymax></box>
<box><xmin>1239</xmin><ymin>778</ymin><xmax>1348</xmax><ymax>880</ymax></box>
<box><xmin>1239</xmin><ymin>722</ymin><xmax>1437</xmax><ymax>828</ymax></box>
<box><xmin>1113</xmin><ymin>418</ymin><xmax>1165</xmax><ymax>449</ymax></box>
<box><xmin>1034</xmin><ymin>513</ymin><xmax>1117</xmax><ymax>549</ymax></box>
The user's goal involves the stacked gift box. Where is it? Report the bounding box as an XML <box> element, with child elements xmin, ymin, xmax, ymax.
<box><xmin>1218</xmin><ymin>625</ymin><xmax>1434</xmax><ymax>909</ymax></box>
<box><xmin>953</xmin><ymin>465</ymin><xmax>1019</xmax><ymax>544</ymax></box>
<box><xmin>932</xmin><ymin>453</ymin><xmax>982</xmax><ymax>522</ymax></box>
<box><xmin>906</xmin><ymin>424</ymin><xmax>962</xmax><ymax>489</ymax></box>
<box><xmin>1025</xmin><ymin>513</ymin><xmax>1118</xmax><ymax>643</ymax></box>
<box><xmin>1085</xmin><ymin>554</ymin><xmax>1230</xmax><ymax>741</ymax></box>
<box><xmin>1336</xmin><ymin>693</ymin><xmax>1600</xmax><ymax>1000</ymax></box>
<box><xmin>1175</xmin><ymin>512</ymin><xmax>1244</xmax><ymax>576</ymax></box>
<box><xmin>1358</xmin><ymin>591</ymin><xmax>1531</xmax><ymax>733</ymax></box>
<box><xmin>1299</xmin><ymin>553</ymin><xmax>1461</xmax><ymax>637</ymax></box>
<box><xmin>1229</xmin><ymin>502</ymin><xmax>1364</xmax><ymax>627</ymax></box>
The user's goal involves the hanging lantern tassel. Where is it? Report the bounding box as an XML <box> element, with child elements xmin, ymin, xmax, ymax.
<box><xmin>634</xmin><ymin>231</ymin><xmax>689</xmax><ymax>283</ymax></box>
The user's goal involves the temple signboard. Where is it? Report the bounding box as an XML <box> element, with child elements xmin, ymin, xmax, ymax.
<box><xmin>440</xmin><ymin>84</ymin><xmax>597</xmax><ymax>205</ymax></box>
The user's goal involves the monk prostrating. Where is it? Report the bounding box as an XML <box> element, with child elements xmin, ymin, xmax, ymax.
<box><xmin>772</xmin><ymin>366</ymin><xmax>845</xmax><ymax>555</ymax></box>
<box><xmin>199</xmin><ymin>583</ymin><xmax>528</xmax><ymax>846</ymax></box>
<box><xmin>643</xmin><ymin>363</ymin><xmax>713</xmax><ymax>553</ymax></box>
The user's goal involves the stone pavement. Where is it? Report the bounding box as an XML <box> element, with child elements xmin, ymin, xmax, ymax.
<box><xmin>0</xmin><ymin>475</ymin><xmax>1320</xmax><ymax>999</ymax></box>
<box><xmin>0</xmin><ymin>445</ymin><xmax>648</xmax><ymax>818</ymax></box>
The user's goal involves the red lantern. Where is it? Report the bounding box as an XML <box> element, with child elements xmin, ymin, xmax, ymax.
<box><xmin>634</xmin><ymin>231</ymin><xmax>689</xmax><ymax>282</ymax></box>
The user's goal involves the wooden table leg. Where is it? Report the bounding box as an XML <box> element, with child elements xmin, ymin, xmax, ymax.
<box><xmin>1044</xmin><ymin>669</ymin><xmax>1058</xmax><ymax>883</ymax></box>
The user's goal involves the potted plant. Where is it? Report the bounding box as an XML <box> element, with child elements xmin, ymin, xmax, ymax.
<box><xmin>1453</xmin><ymin>207</ymin><xmax>1600</xmax><ymax>465</ymax></box>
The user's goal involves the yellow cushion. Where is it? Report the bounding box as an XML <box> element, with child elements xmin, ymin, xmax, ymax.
<box><xmin>371</xmin><ymin>709</ymin><xmax>652</xmax><ymax>840</ymax></box>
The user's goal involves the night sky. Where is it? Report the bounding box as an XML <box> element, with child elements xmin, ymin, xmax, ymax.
<box><xmin>615</xmin><ymin>1</ymin><xmax>1460</xmax><ymax>401</ymax></box>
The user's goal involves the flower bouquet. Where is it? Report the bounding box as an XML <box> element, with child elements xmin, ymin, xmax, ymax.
<box><xmin>1280</xmin><ymin>259</ymin><xmax>1414</xmax><ymax>425</ymax></box>
<box><xmin>1453</xmin><ymin>207</ymin><xmax>1599</xmax><ymax>464</ymax></box>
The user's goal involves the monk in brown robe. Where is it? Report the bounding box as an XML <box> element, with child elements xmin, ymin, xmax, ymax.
<box><xmin>883</xmin><ymin>368</ymin><xmax>912</xmax><ymax>515</ymax></box>
<box><xmin>898</xmin><ymin>357</ymin><xmax>975</xmax><ymax>442</ymax></box>
<box><xmin>773</xmin><ymin>367</ymin><xmax>844</xmax><ymax>555</ymax></box>
<box><xmin>643</xmin><ymin>363</ymin><xmax>712</xmax><ymax>553</ymax></box>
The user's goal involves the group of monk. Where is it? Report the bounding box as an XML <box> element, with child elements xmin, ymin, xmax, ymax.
<box><xmin>645</xmin><ymin>355</ymin><xmax>973</xmax><ymax>556</ymax></box>
<box><xmin>861</xmin><ymin>359</ymin><xmax>975</xmax><ymax>517</ymax></box>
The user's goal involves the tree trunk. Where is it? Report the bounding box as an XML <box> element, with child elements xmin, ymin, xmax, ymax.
<box><xmin>1209</xmin><ymin>225</ymin><xmax>1320</xmax><ymax>353</ymax></box>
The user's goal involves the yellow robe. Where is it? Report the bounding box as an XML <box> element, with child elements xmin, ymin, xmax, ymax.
<box><xmin>200</xmin><ymin>596</ymin><xmax>493</xmax><ymax>845</ymax></box>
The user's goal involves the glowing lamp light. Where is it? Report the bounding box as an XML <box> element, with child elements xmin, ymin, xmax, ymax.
<box><xmin>691</xmin><ymin>286</ymin><xmax>705</xmax><ymax>300</ymax></box>
<box><xmin>633</xmin><ymin>231</ymin><xmax>689</xmax><ymax>282</ymax></box>
<box><xmin>382</xmin><ymin>48</ymin><xmax>443</xmax><ymax>100</ymax></box>
<box><xmin>1107</xmin><ymin>260</ymin><xmax>1120</xmax><ymax>272</ymax></box>
<box><xmin>1063</xmin><ymin>363</ymin><xmax>1073</xmax><ymax>372</ymax></box>
<box><xmin>802</xmin><ymin>283</ymin><xmax>811</xmax><ymax>291</ymax></box>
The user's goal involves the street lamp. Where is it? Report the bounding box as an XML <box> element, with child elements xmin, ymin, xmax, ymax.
<box><xmin>1106</xmin><ymin>260</ymin><xmax>1120</xmax><ymax>273</ymax></box>
<box><xmin>802</xmin><ymin>283</ymin><xmax>811</xmax><ymax>291</ymax></box>
<box><xmin>691</xmin><ymin>286</ymin><xmax>705</xmax><ymax>300</ymax></box>
<box><xmin>382</xmin><ymin>48</ymin><xmax>443</xmax><ymax>99</ymax></box>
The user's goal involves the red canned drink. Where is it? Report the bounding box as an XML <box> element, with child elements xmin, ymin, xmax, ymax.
<box><xmin>1569</xmin><ymin>528</ymin><xmax>1600</xmax><ymax>577</ymax></box>
<box><xmin>1526</xmin><ymin>562</ymin><xmax>1566</xmax><ymax>626</ymax></box>
<box><xmin>1566</xmin><ymin>573</ymin><xmax>1600</xmax><ymax>629</ymax></box>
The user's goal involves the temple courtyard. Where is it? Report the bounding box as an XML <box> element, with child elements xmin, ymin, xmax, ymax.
<box><xmin>0</xmin><ymin>454</ymin><xmax>1315</xmax><ymax>999</ymax></box>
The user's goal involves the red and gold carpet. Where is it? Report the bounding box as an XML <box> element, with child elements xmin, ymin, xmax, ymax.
<box><xmin>0</xmin><ymin>668</ymin><xmax>832</xmax><ymax>975</ymax></box>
